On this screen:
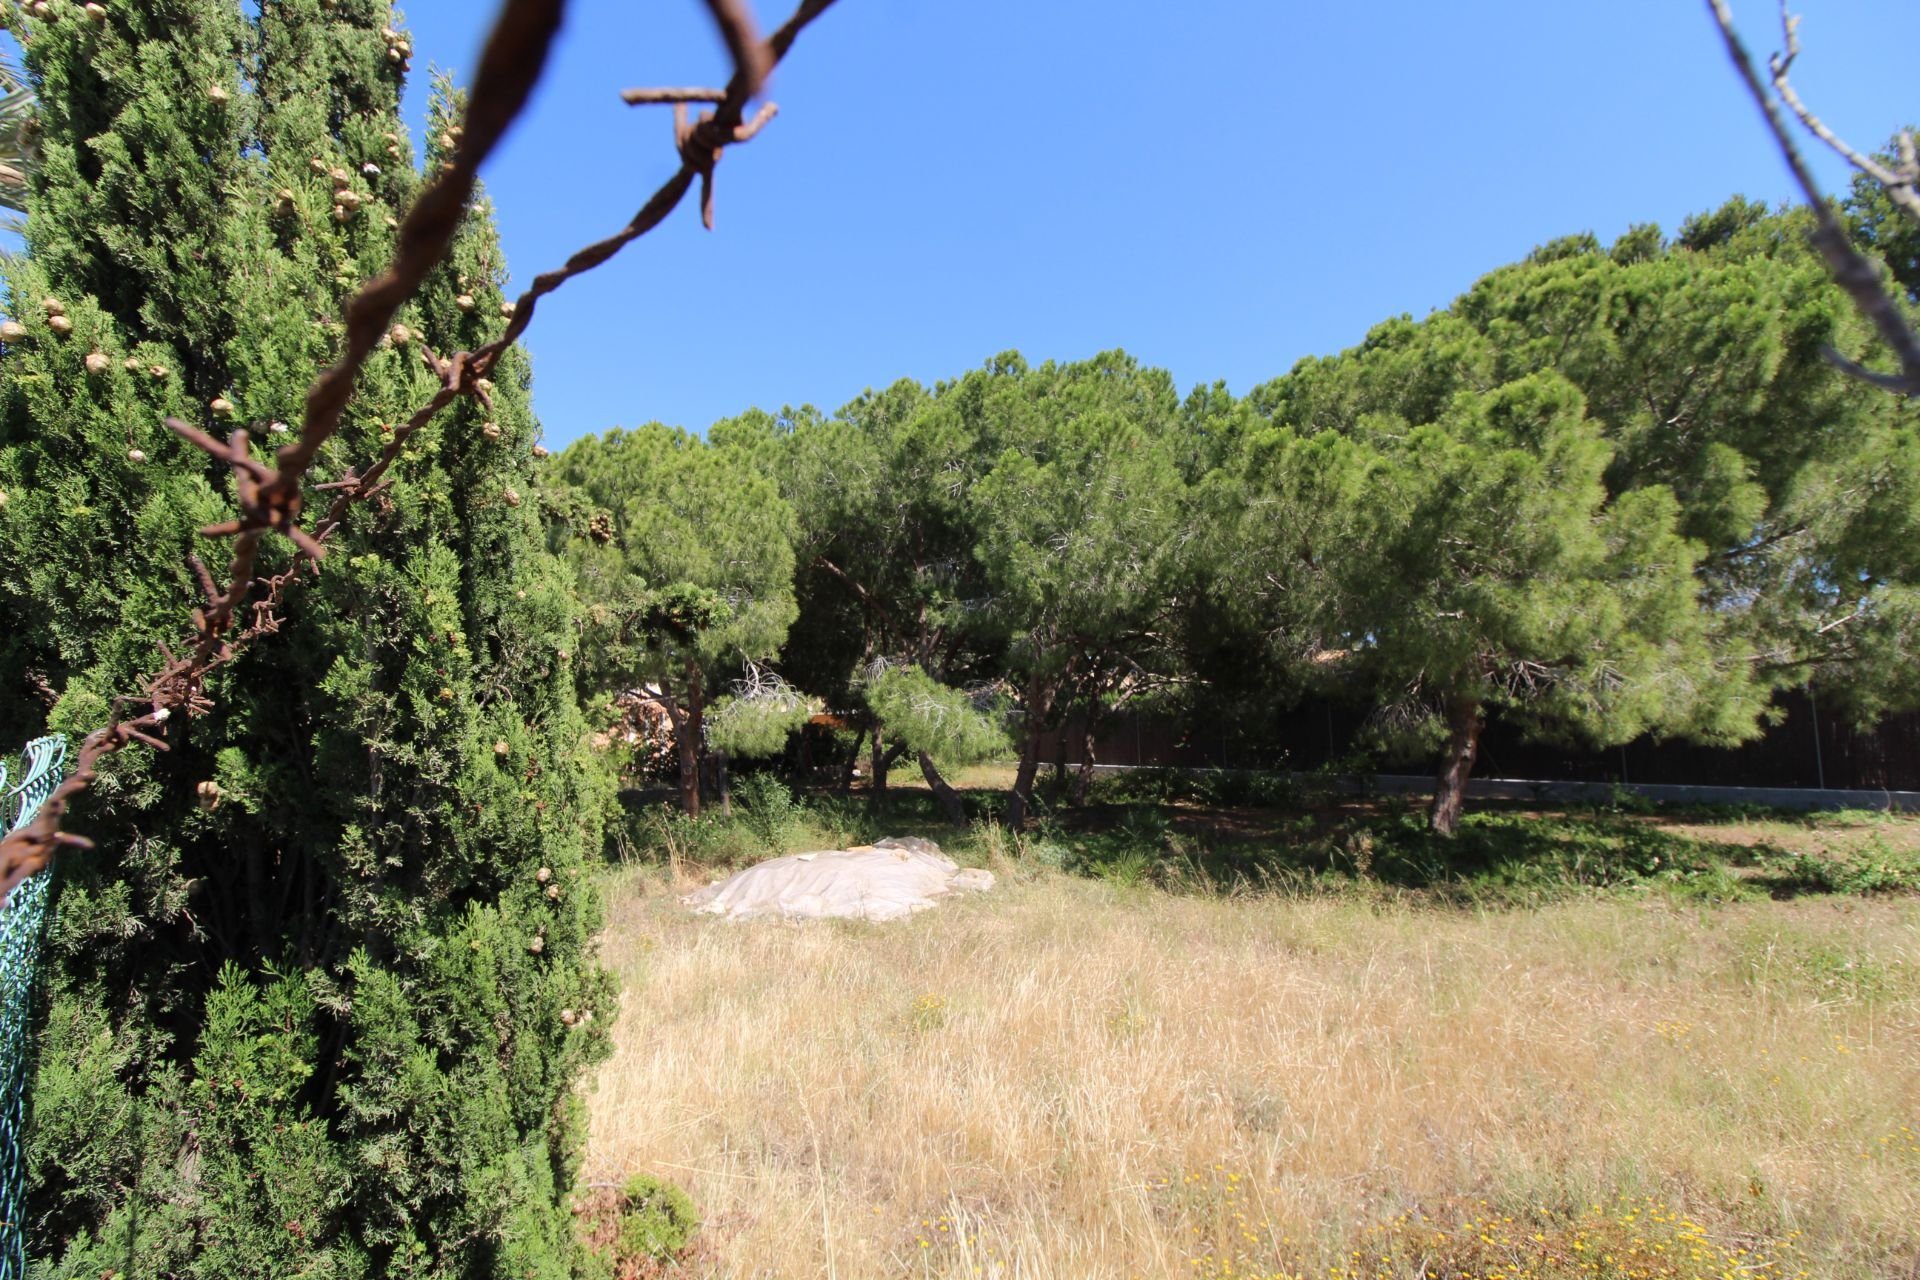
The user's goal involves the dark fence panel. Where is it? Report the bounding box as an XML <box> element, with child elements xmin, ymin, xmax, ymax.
<box><xmin>1035</xmin><ymin>692</ymin><xmax>1920</xmax><ymax>792</ymax></box>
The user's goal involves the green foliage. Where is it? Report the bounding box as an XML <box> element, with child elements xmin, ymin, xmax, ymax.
<box><xmin>552</xmin><ymin>425</ymin><xmax>797</xmax><ymax>682</ymax></box>
<box><xmin>670</xmin><ymin>209</ymin><xmax>1913</xmax><ymax>837</ymax></box>
<box><xmin>625</xmin><ymin>804</ymin><xmax>755</xmax><ymax>868</ymax></box>
<box><xmin>706</xmin><ymin>667</ymin><xmax>817</xmax><ymax>760</ymax></box>
<box><xmin>1199</xmin><ymin>421</ymin><xmax>1378</xmax><ymax>694</ymax></box>
<box><xmin>949</xmin><ymin>351</ymin><xmax>1193</xmax><ymax>821</ymax></box>
<box><xmin>999</xmin><ymin>799</ymin><xmax>1763</xmax><ymax>906</ymax></box>
<box><xmin>619</xmin><ymin>782</ymin><xmax>877</xmax><ymax>868</ymax></box>
<box><xmin>704</xmin><ymin>693</ymin><xmax>811</xmax><ymax>759</ymax></box>
<box><xmin>733</xmin><ymin>773</ymin><xmax>805</xmax><ymax>855</ymax></box>
<box><xmin>0</xmin><ymin>7</ymin><xmax>612</xmax><ymax>1274</ymax></box>
<box><xmin>0</xmin><ymin>47</ymin><xmax>35</xmax><ymax>235</ymax></box>
<box><xmin>550</xmin><ymin>424</ymin><xmax>798</xmax><ymax>814</ymax></box>
<box><xmin>942</xmin><ymin>767</ymin><xmax>1920</xmax><ymax>908</ymax></box>
<box><xmin>762</xmin><ymin>380</ymin><xmax>983</xmax><ymax>711</ymax></box>
<box><xmin>1218</xmin><ymin>201</ymin><xmax>1920</xmax><ymax>830</ymax></box>
<box><xmin>862</xmin><ymin>665</ymin><xmax>1008</xmax><ymax>767</ymax></box>
<box><xmin>962</xmin><ymin>351</ymin><xmax>1188</xmax><ymax>684</ymax></box>
<box><xmin>613</xmin><ymin>1173</ymin><xmax>700</xmax><ymax>1263</ymax></box>
<box><xmin>1235</xmin><ymin>342</ymin><xmax>1751</xmax><ymax>835</ymax></box>
<box><xmin>1089</xmin><ymin>768</ymin><xmax>1303</xmax><ymax>810</ymax></box>
<box><xmin>1352</xmin><ymin>812</ymin><xmax>1747</xmax><ymax>902</ymax></box>
<box><xmin>1452</xmin><ymin>204</ymin><xmax>1920</xmax><ymax>723</ymax></box>
<box><xmin>1752</xmin><ymin>832</ymin><xmax>1920</xmax><ymax>894</ymax></box>
<box><xmin>1843</xmin><ymin>130</ymin><xmax>1920</xmax><ymax>303</ymax></box>
<box><xmin>1364</xmin><ymin>371</ymin><xmax>1736</xmax><ymax>745</ymax></box>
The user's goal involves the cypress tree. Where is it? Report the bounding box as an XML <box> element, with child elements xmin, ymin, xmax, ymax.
<box><xmin>0</xmin><ymin>2</ymin><xmax>612</xmax><ymax>1274</ymax></box>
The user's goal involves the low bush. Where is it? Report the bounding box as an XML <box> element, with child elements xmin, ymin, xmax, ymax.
<box><xmin>734</xmin><ymin>772</ymin><xmax>806</xmax><ymax>854</ymax></box>
<box><xmin>578</xmin><ymin>1174</ymin><xmax>701</xmax><ymax>1279</ymax></box>
<box><xmin>1751</xmin><ymin>832</ymin><xmax>1920</xmax><ymax>894</ymax></box>
<box><xmin>614</xmin><ymin>1175</ymin><xmax>699</xmax><ymax>1263</ymax></box>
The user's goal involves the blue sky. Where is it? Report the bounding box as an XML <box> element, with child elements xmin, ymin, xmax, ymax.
<box><xmin>393</xmin><ymin>0</ymin><xmax>1920</xmax><ymax>450</ymax></box>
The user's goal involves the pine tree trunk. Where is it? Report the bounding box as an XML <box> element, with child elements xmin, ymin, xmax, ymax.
<box><xmin>868</xmin><ymin>722</ymin><xmax>888</xmax><ymax>812</ymax></box>
<box><xmin>1071</xmin><ymin>715</ymin><xmax>1098</xmax><ymax>807</ymax></box>
<box><xmin>677</xmin><ymin>665</ymin><xmax>706</xmax><ymax>819</ymax></box>
<box><xmin>1429</xmin><ymin>695</ymin><xmax>1483</xmax><ymax>836</ymax></box>
<box><xmin>716</xmin><ymin>749</ymin><xmax>732</xmax><ymax>818</ymax></box>
<box><xmin>839</xmin><ymin>725</ymin><xmax>866</xmax><ymax>796</ymax></box>
<box><xmin>919</xmin><ymin>750</ymin><xmax>966</xmax><ymax>827</ymax></box>
<box><xmin>1005</xmin><ymin>673</ymin><xmax>1057</xmax><ymax>830</ymax></box>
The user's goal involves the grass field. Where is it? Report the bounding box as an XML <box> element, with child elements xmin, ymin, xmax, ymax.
<box><xmin>579</xmin><ymin>792</ymin><xmax>1920</xmax><ymax>1279</ymax></box>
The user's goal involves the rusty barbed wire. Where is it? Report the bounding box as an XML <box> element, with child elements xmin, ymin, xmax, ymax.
<box><xmin>474</xmin><ymin>0</ymin><xmax>832</xmax><ymax>364</ymax></box>
<box><xmin>0</xmin><ymin>0</ymin><xmax>839</xmax><ymax>903</ymax></box>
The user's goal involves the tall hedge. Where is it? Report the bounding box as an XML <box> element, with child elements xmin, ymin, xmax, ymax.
<box><xmin>0</xmin><ymin>1</ymin><xmax>613</xmax><ymax>1274</ymax></box>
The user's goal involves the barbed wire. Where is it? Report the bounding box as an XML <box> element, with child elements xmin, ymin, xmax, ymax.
<box><xmin>0</xmin><ymin>0</ymin><xmax>839</xmax><ymax>903</ymax></box>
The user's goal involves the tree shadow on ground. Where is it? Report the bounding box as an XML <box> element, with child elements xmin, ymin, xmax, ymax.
<box><xmin>937</xmin><ymin>776</ymin><xmax>1920</xmax><ymax>906</ymax></box>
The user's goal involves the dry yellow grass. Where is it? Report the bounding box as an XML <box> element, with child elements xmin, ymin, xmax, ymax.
<box><xmin>581</xmin><ymin>866</ymin><xmax>1919</xmax><ymax>1278</ymax></box>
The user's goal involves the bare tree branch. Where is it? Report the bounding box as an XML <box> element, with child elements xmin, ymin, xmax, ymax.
<box><xmin>1769</xmin><ymin>3</ymin><xmax>1920</xmax><ymax>224</ymax></box>
<box><xmin>1706</xmin><ymin>0</ymin><xmax>1920</xmax><ymax>397</ymax></box>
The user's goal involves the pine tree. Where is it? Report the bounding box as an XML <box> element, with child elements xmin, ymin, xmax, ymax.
<box><xmin>551</xmin><ymin>425</ymin><xmax>798</xmax><ymax>819</ymax></box>
<box><xmin>960</xmin><ymin>352</ymin><xmax>1190</xmax><ymax>828</ymax></box>
<box><xmin>1234</xmin><ymin>204</ymin><xmax>1917</xmax><ymax>833</ymax></box>
<box><xmin>0</xmin><ymin>2</ymin><xmax>611</xmax><ymax>1274</ymax></box>
<box><xmin>741</xmin><ymin>386</ymin><xmax>1009</xmax><ymax>823</ymax></box>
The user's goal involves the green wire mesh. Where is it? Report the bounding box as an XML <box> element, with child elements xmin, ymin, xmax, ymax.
<box><xmin>0</xmin><ymin>735</ymin><xmax>66</xmax><ymax>1280</ymax></box>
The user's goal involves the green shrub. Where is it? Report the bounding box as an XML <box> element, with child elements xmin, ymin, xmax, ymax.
<box><xmin>864</xmin><ymin>666</ymin><xmax>1011</xmax><ymax>766</ymax></box>
<box><xmin>631</xmin><ymin>803</ymin><xmax>765</xmax><ymax>867</ymax></box>
<box><xmin>1359</xmin><ymin>812</ymin><xmax>1749</xmax><ymax>903</ymax></box>
<box><xmin>614</xmin><ymin>1174</ymin><xmax>700</xmax><ymax>1263</ymax></box>
<box><xmin>1755</xmin><ymin>833</ymin><xmax>1920</xmax><ymax>894</ymax></box>
<box><xmin>735</xmin><ymin>772</ymin><xmax>805</xmax><ymax>854</ymax></box>
<box><xmin>1088</xmin><ymin>848</ymin><xmax>1156</xmax><ymax>888</ymax></box>
<box><xmin>1090</xmin><ymin>767</ymin><xmax>1303</xmax><ymax>810</ymax></box>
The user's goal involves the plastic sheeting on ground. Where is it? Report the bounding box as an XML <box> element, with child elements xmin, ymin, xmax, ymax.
<box><xmin>682</xmin><ymin>836</ymin><xmax>994</xmax><ymax>922</ymax></box>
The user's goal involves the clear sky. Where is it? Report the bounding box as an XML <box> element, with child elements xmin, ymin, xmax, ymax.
<box><xmin>391</xmin><ymin>0</ymin><xmax>1920</xmax><ymax>450</ymax></box>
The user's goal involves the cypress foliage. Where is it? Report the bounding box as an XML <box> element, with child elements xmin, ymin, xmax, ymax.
<box><xmin>0</xmin><ymin>2</ymin><xmax>612</xmax><ymax>1274</ymax></box>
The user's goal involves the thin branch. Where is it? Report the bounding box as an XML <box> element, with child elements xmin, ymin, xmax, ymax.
<box><xmin>1706</xmin><ymin>0</ymin><xmax>1920</xmax><ymax>397</ymax></box>
<box><xmin>813</xmin><ymin>554</ymin><xmax>891</xmax><ymax>623</ymax></box>
<box><xmin>1770</xmin><ymin>3</ymin><xmax>1920</xmax><ymax>223</ymax></box>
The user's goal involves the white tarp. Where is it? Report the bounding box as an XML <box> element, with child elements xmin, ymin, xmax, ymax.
<box><xmin>682</xmin><ymin>836</ymin><xmax>994</xmax><ymax>922</ymax></box>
